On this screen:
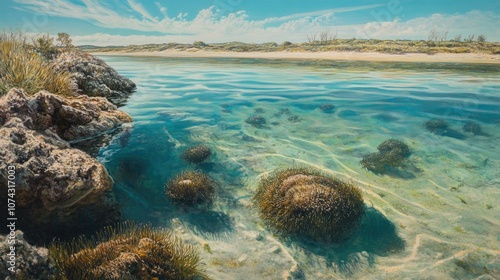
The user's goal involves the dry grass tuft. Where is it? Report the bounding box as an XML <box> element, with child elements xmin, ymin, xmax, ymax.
<box><xmin>0</xmin><ymin>32</ymin><xmax>73</xmax><ymax>96</ymax></box>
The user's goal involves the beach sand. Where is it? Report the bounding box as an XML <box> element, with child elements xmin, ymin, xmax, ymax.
<box><xmin>91</xmin><ymin>50</ymin><xmax>500</xmax><ymax>64</ymax></box>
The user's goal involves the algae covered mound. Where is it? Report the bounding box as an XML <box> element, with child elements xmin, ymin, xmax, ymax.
<box><xmin>181</xmin><ymin>145</ymin><xmax>212</xmax><ymax>164</ymax></box>
<box><xmin>462</xmin><ymin>121</ymin><xmax>482</xmax><ymax>135</ymax></box>
<box><xmin>425</xmin><ymin>119</ymin><xmax>450</xmax><ymax>135</ymax></box>
<box><xmin>361</xmin><ymin>139</ymin><xmax>412</xmax><ymax>174</ymax></box>
<box><xmin>166</xmin><ymin>171</ymin><xmax>216</xmax><ymax>208</ymax></box>
<box><xmin>245</xmin><ymin>115</ymin><xmax>267</xmax><ymax>128</ymax></box>
<box><xmin>254</xmin><ymin>167</ymin><xmax>364</xmax><ymax>243</ymax></box>
<box><xmin>49</xmin><ymin>223</ymin><xmax>209</xmax><ymax>280</ymax></box>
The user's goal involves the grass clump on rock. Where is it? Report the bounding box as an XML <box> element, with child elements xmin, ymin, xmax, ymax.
<box><xmin>254</xmin><ymin>167</ymin><xmax>364</xmax><ymax>243</ymax></box>
<box><xmin>49</xmin><ymin>222</ymin><xmax>209</xmax><ymax>280</ymax></box>
<box><xmin>166</xmin><ymin>171</ymin><xmax>216</xmax><ymax>208</ymax></box>
<box><xmin>181</xmin><ymin>145</ymin><xmax>212</xmax><ymax>164</ymax></box>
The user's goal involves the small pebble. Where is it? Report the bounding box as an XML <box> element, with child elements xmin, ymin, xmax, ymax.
<box><xmin>267</xmin><ymin>245</ymin><xmax>281</xmax><ymax>254</ymax></box>
<box><xmin>242</xmin><ymin>231</ymin><xmax>263</xmax><ymax>241</ymax></box>
<box><xmin>237</xmin><ymin>254</ymin><xmax>248</xmax><ymax>263</ymax></box>
<box><xmin>236</xmin><ymin>222</ymin><xmax>247</xmax><ymax>229</ymax></box>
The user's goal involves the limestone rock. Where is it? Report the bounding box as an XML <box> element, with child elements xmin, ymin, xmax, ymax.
<box><xmin>0</xmin><ymin>231</ymin><xmax>52</xmax><ymax>279</ymax></box>
<box><xmin>0</xmin><ymin>118</ymin><xmax>119</xmax><ymax>243</ymax></box>
<box><xmin>283</xmin><ymin>263</ymin><xmax>304</xmax><ymax>280</ymax></box>
<box><xmin>53</xmin><ymin>50</ymin><xmax>136</xmax><ymax>104</ymax></box>
<box><xmin>0</xmin><ymin>88</ymin><xmax>132</xmax><ymax>141</ymax></box>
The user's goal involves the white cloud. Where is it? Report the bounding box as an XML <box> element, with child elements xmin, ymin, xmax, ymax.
<box><xmin>262</xmin><ymin>4</ymin><xmax>384</xmax><ymax>24</ymax></box>
<box><xmin>356</xmin><ymin>10</ymin><xmax>500</xmax><ymax>40</ymax></box>
<box><xmin>126</xmin><ymin>0</ymin><xmax>156</xmax><ymax>22</ymax></box>
<box><xmin>13</xmin><ymin>0</ymin><xmax>381</xmax><ymax>35</ymax></box>
<box><xmin>154</xmin><ymin>1</ymin><xmax>168</xmax><ymax>17</ymax></box>
<box><xmin>13</xmin><ymin>0</ymin><xmax>500</xmax><ymax>45</ymax></box>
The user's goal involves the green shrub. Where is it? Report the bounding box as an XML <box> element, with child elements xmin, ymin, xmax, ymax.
<box><xmin>477</xmin><ymin>34</ymin><xmax>487</xmax><ymax>43</ymax></box>
<box><xmin>193</xmin><ymin>41</ymin><xmax>207</xmax><ymax>47</ymax></box>
<box><xmin>32</xmin><ymin>33</ymin><xmax>59</xmax><ymax>59</ymax></box>
<box><xmin>57</xmin><ymin>32</ymin><xmax>74</xmax><ymax>50</ymax></box>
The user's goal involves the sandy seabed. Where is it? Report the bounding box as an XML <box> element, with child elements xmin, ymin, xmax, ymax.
<box><xmin>95</xmin><ymin>55</ymin><xmax>500</xmax><ymax>280</ymax></box>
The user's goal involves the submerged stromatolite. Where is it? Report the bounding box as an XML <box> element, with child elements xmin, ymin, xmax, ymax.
<box><xmin>50</xmin><ymin>223</ymin><xmax>209</xmax><ymax>280</ymax></box>
<box><xmin>360</xmin><ymin>139</ymin><xmax>412</xmax><ymax>174</ymax></box>
<box><xmin>181</xmin><ymin>145</ymin><xmax>212</xmax><ymax>164</ymax></box>
<box><xmin>254</xmin><ymin>167</ymin><xmax>364</xmax><ymax>243</ymax></box>
<box><xmin>166</xmin><ymin>171</ymin><xmax>216</xmax><ymax>208</ymax></box>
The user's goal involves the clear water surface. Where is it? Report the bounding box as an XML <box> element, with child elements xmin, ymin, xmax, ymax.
<box><xmin>96</xmin><ymin>56</ymin><xmax>500</xmax><ymax>280</ymax></box>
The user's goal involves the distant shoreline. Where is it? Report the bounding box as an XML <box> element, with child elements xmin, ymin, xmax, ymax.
<box><xmin>90</xmin><ymin>50</ymin><xmax>500</xmax><ymax>64</ymax></box>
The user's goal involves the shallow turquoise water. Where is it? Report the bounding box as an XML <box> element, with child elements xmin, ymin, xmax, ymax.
<box><xmin>97</xmin><ymin>56</ymin><xmax>499</xmax><ymax>279</ymax></box>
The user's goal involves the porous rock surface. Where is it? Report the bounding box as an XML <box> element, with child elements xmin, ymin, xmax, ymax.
<box><xmin>0</xmin><ymin>88</ymin><xmax>127</xmax><ymax>243</ymax></box>
<box><xmin>53</xmin><ymin>50</ymin><xmax>136</xmax><ymax>104</ymax></box>
<box><xmin>0</xmin><ymin>117</ymin><xmax>112</xmax><ymax>212</ymax></box>
<box><xmin>0</xmin><ymin>231</ymin><xmax>52</xmax><ymax>279</ymax></box>
<box><xmin>0</xmin><ymin>117</ymin><xmax>116</xmax><ymax>242</ymax></box>
<box><xmin>0</xmin><ymin>88</ymin><xmax>132</xmax><ymax>141</ymax></box>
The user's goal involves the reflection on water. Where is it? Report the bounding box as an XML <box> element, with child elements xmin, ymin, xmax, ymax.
<box><xmin>95</xmin><ymin>56</ymin><xmax>500</xmax><ymax>279</ymax></box>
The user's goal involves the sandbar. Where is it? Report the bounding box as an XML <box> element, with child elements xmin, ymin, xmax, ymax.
<box><xmin>90</xmin><ymin>50</ymin><xmax>500</xmax><ymax>64</ymax></box>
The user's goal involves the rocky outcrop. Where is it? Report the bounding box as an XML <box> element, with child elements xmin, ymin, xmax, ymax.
<box><xmin>0</xmin><ymin>88</ymin><xmax>132</xmax><ymax>141</ymax></box>
<box><xmin>53</xmin><ymin>51</ymin><xmax>136</xmax><ymax>104</ymax></box>
<box><xmin>0</xmin><ymin>118</ymin><xmax>111</xmax><ymax>211</ymax></box>
<box><xmin>0</xmin><ymin>117</ymin><xmax>119</xmax><ymax>243</ymax></box>
<box><xmin>0</xmin><ymin>88</ymin><xmax>127</xmax><ymax>243</ymax></box>
<box><xmin>0</xmin><ymin>231</ymin><xmax>52</xmax><ymax>279</ymax></box>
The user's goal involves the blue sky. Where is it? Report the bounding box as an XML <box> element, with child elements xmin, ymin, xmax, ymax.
<box><xmin>1</xmin><ymin>0</ymin><xmax>498</xmax><ymax>45</ymax></box>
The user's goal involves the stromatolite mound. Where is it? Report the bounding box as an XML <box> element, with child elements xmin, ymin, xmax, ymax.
<box><xmin>53</xmin><ymin>50</ymin><xmax>136</xmax><ymax>104</ymax></box>
<box><xmin>181</xmin><ymin>145</ymin><xmax>212</xmax><ymax>164</ymax></box>
<box><xmin>50</xmin><ymin>223</ymin><xmax>209</xmax><ymax>280</ymax></box>
<box><xmin>166</xmin><ymin>171</ymin><xmax>216</xmax><ymax>208</ymax></box>
<box><xmin>360</xmin><ymin>139</ymin><xmax>412</xmax><ymax>174</ymax></box>
<box><xmin>254</xmin><ymin>167</ymin><xmax>364</xmax><ymax>243</ymax></box>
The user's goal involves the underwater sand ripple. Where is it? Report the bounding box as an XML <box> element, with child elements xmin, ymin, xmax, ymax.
<box><xmin>96</xmin><ymin>56</ymin><xmax>500</xmax><ymax>279</ymax></box>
